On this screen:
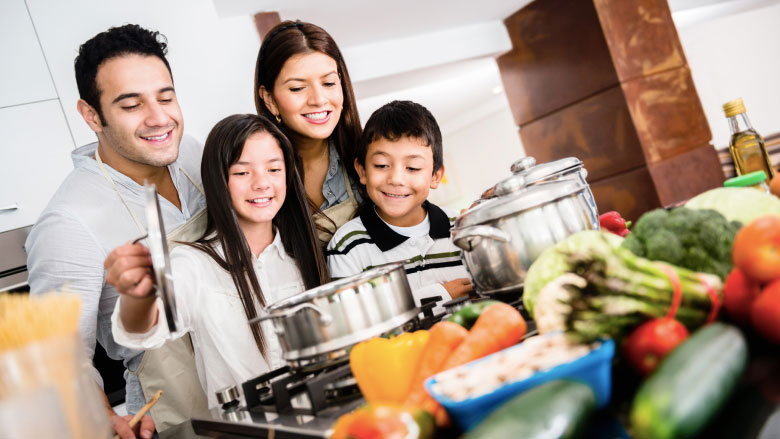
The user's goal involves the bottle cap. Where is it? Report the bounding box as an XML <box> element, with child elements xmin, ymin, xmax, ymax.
<box><xmin>723</xmin><ymin>98</ymin><xmax>746</xmax><ymax>117</ymax></box>
<box><xmin>724</xmin><ymin>170</ymin><xmax>768</xmax><ymax>187</ymax></box>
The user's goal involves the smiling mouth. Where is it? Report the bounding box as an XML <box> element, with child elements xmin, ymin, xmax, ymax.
<box><xmin>140</xmin><ymin>130</ymin><xmax>172</xmax><ymax>142</ymax></box>
<box><xmin>302</xmin><ymin>111</ymin><xmax>331</xmax><ymax>122</ymax></box>
<box><xmin>382</xmin><ymin>192</ymin><xmax>410</xmax><ymax>199</ymax></box>
<box><xmin>248</xmin><ymin>197</ymin><xmax>273</xmax><ymax>206</ymax></box>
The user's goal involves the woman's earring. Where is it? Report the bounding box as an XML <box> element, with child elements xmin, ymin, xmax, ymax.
<box><xmin>275</xmin><ymin>114</ymin><xmax>281</xmax><ymax>124</ymax></box>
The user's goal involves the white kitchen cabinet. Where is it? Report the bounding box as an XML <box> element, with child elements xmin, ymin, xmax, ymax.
<box><xmin>0</xmin><ymin>100</ymin><xmax>75</xmax><ymax>232</ymax></box>
<box><xmin>0</xmin><ymin>0</ymin><xmax>57</xmax><ymax>109</ymax></box>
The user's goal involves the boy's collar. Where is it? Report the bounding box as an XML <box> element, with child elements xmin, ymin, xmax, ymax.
<box><xmin>359</xmin><ymin>200</ymin><xmax>451</xmax><ymax>252</ymax></box>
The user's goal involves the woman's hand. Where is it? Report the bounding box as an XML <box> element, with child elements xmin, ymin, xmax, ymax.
<box><xmin>442</xmin><ymin>278</ymin><xmax>473</xmax><ymax>299</ymax></box>
<box><xmin>105</xmin><ymin>242</ymin><xmax>155</xmax><ymax>298</ymax></box>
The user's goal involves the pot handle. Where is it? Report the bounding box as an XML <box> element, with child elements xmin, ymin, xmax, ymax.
<box><xmin>248</xmin><ymin>303</ymin><xmax>333</xmax><ymax>326</ymax></box>
<box><xmin>452</xmin><ymin>225</ymin><xmax>511</xmax><ymax>252</ymax></box>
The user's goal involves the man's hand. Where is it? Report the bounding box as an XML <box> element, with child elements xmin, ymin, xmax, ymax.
<box><xmin>109</xmin><ymin>413</ymin><xmax>155</xmax><ymax>439</ymax></box>
<box><xmin>442</xmin><ymin>278</ymin><xmax>473</xmax><ymax>299</ymax></box>
<box><xmin>105</xmin><ymin>242</ymin><xmax>155</xmax><ymax>298</ymax></box>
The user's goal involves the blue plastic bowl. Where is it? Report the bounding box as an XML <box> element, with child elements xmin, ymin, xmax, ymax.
<box><xmin>424</xmin><ymin>336</ymin><xmax>615</xmax><ymax>431</ymax></box>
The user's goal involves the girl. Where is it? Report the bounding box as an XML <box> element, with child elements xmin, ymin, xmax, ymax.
<box><xmin>255</xmin><ymin>21</ymin><xmax>363</xmax><ymax>244</ymax></box>
<box><xmin>111</xmin><ymin>114</ymin><xmax>330</xmax><ymax>408</ymax></box>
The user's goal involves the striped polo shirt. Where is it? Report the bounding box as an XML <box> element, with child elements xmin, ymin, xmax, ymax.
<box><xmin>325</xmin><ymin>200</ymin><xmax>470</xmax><ymax>314</ymax></box>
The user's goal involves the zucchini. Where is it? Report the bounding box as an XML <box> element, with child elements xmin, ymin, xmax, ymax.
<box><xmin>630</xmin><ymin>322</ymin><xmax>747</xmax><ymax>439</ymax></box>
<box><xmin>463</xmin><ymin>380</ymin><xmax>595</xmax><ymax>439</ymax></box>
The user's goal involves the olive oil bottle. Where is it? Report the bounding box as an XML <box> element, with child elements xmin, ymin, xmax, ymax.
<box><xmin>723</xmin><ymin>98</ymin><xmax>774</xmax><ymax>178</ymax></box>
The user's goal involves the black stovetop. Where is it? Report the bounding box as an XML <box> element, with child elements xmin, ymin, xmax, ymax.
<box><xmin>192</xmin><ymin>292</ymin><xmax>529</xmax><ymax>439</ymax></box>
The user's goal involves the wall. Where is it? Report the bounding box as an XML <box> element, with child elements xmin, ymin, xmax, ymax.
<box><xmin>676</xmin><ymin>2</ymin><xmax>780</xmax><ymax>148</ymax></box>
<box><xmin>428</xmin><ymin>99</ymin><xmax>524</xmax><ymax>211</ymax></box>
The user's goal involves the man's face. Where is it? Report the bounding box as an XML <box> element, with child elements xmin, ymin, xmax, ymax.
<box><xmin>92</xmin><ymin>54</ymin><xmax>183</xmax><ymax>167</ymax></box>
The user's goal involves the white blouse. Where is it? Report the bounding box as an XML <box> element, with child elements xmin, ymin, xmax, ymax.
<box><xmin>112</xmin><ymin>231</ymin><xmax>306</xmax><ymax>408</ymax></box>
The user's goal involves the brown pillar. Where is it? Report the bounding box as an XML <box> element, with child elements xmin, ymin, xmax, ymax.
<box><xmin>497</xmin><ymin>0</ymin><xmax>724</xmax><ymax>221</ymax></box>
<box><xmin>254</xmin><ymin>12</ymin><xmax>281</xmax><ymax>41</ymax></box>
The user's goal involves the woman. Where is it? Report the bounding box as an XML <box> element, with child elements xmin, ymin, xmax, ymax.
<box><xmin>255</xmin><ymin>20</ymin><xmax>363</xmax><ymax>244</ymax></box>
<box><xmin>112</xmin><ymin>114</ymin><xmax>330</xmax><ymax>408</ymax></box>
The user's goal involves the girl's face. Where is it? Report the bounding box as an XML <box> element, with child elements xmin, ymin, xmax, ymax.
<box><xmin>262</xmin><ymin>52</ymin><xmax>343</xmax><ymax>142</ymax></box>
<box><xmin>228</xmin><ymin>132</ymin><xmax>287</xmax><ymax>234</ymax></box>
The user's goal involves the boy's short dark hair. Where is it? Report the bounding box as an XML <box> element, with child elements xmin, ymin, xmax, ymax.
<box><xmin>359</xmin><ymin>100</ymin><xmax>443</xmax><ymax>173</ymax></box>
<box><xmin>75</xmin><ymin>24</ymin><xmax>172</xmax><ymax>125</ymax></box>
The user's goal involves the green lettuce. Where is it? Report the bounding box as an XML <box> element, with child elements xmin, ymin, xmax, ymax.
<box><xmin>686</xmin><ymin>187</ymin><xmax>780</xmax><ymax>224</ymax></box>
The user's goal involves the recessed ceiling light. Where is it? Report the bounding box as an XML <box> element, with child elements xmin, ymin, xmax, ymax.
<box><xmin>492</xmin><ymin>85</ymin><xmax>503</xmax><ymax>95</ymax></box>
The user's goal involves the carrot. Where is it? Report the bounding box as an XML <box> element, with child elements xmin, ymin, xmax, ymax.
<box><xmin>441</xmin><ymin>302</ymin><xmax>526</xmax><ymax>371</ymax></box>
<box><xmin>404</xmin><ymin>321</ymin><xmax>468</xmax><ymax>407</ymax></box>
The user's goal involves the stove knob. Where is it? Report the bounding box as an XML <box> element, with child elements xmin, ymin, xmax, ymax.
<box><xmin>215</xmin><ymin>385</ymin><xmax>240</xmax><ymax>409</ymax></box>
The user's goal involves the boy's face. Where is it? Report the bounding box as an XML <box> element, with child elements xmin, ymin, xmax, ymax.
<box><xmin>356</xmin><ymin>135</ymin><xmax>444</xmax><ymax>227</ymax></box>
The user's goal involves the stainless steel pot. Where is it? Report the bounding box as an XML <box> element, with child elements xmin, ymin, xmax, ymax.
<box><xmin>453</xmin><ymin>176</ymin><xmax>599</xmax><ymax>295</ymax></box>
<box><xmin>250</xmin><ymin>262</ymin><xmax>418</xmax><ymax>370</ymax></box>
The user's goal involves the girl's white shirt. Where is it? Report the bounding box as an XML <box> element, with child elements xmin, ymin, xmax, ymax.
<box><xmin>112</xmin><ymin>231</ymin><xmax>306</xmax><ymax>408</ymax></box>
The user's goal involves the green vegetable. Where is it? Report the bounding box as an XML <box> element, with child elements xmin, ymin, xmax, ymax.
<box><xmin>464</xmin><ymin>380</ymin><xmax>595</xmax><ymax>439</ymax></box>
<box><xmin>620</xmin><ymin>207</ymin><xmax>739</xmax><ymax>280</ymax></box>
<box><xmin>524</xmin><ymin>231</ymin><xmax>623</xmax><ymax>317</ymax></box>
<box><xmin>686</xmin><ymin>186</ymin><xmax>780</xmax><ymax>225</ymax></box>
<box><xmin>446</xmin><ymin>300</ymin><xmax>499</xmax><ymax>329</ymax></box>
<box><xmin>630</xmin><ymin>323</ymin><xmax>747</xmax><ymax>439</ymax></box>
<box><xmin>533</xmin><ymin>233</ymin><xmax>722</xmax><ymax>343</ymax></box>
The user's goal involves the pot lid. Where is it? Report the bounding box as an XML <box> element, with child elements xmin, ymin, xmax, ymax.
<box><xmin>495</xmin><ymin>156</ymin><xmax>584</xmax><ymax>197</ymax></box>
<box><xmin>144</xmin><ymin>183</ymin><xmax>178</xmax><ymax>333</ymax></box>
<box><xmin>456</xmin><ymin>179</ymin><xmax>587</xmax><ymax>228</ymax></box>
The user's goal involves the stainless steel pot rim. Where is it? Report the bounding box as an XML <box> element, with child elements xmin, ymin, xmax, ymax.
<box><xmin>282</xmin><ymin>308</ymin><xmax>420</xmax><ymax>360</ymax></box>
<box><xmin>266</xmin><ymin>261</ymin><xmax>406</xmax><ymax>312</ymax></box>
<box><xmin>455</xmin><ymin>179</ymin><xmax>589</xmax><ymax>228</ymax></box>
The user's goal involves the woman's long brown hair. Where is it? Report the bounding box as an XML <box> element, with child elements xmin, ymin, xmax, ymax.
<box><xmin>187</xmin><ymin>113</ymin><xmax>330</xmax><ymax>358</ymax></box>
<box><xmin>254</xmin><ymin>20</ymin><xmax>364</xmax><ymax>238</ymax></box>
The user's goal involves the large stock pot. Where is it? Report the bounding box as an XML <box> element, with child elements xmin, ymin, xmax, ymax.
<box><xmin>251</xmin><ymin>262</ymin><xmax>418</xmax><ymax>370</ymax></box>
<box><xmin>452</xmin><ymin>157</ymin><xmax>600</xmax><ymax>295</ymax></box>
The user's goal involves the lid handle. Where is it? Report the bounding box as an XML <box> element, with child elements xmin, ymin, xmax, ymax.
<box><xmin>511</xmin><ymin>156</ymin><xmax>536</xmax><ymax>174</ymax></box>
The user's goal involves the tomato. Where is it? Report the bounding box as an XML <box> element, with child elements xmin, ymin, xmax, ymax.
<box><xmin>723</xmin><ymin>267</ymin><xmax>763</xmax><ymax>324</ymax></box>
<box><xmin>732</xmin><ymin>215</ymin><xmax>780</xmax><ymax>283</ymax></box>
<box><xmin>750</xmin><ymin>279</ymin><xmax>780</xmax><ymax>345</ymax></box>
<box><xmin>623</xmin><ymin>318</ymin><xmax>689</xmax><ymax>376</ymax></box>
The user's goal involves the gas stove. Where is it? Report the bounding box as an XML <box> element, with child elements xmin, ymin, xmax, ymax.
<box><xmin>191</xmin><ymin>293</ymin><xmax>531</xmax><ymax>438</ymax></box>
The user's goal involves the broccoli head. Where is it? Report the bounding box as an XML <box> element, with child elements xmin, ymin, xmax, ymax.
<box><xmin>619</xmin><ymin>206</ymin><xmax>738</xmax><ymax>280</ymax></box>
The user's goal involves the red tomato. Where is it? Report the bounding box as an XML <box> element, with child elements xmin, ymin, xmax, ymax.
<box><xmin>623</xmin><ymin>318</ymin><xmax>689</xmax><ymax>376</ymax></box>
<box><xmin>732</xmin><ymin>215</ymin><xmax>780</xmax><ymax>283</ymax></box>
<box><xmin>751</xmin><ymin>279</ymin><xmax>780</xmax><ymax>345</ymax></box>
<box><xmin>723</xmin><ymin>267</ymin><xmax>763</xmax><ymax>324</ymax></box>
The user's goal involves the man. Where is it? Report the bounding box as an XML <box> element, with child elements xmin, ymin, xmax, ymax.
<box><xmin>25</xmin><ymin>24</ymin><xmax>206</xmax><ymax>439</ymax></box>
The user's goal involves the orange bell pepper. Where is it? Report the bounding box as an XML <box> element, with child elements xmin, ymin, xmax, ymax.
<box><xmin>349</xmin><ymin>330</ymin><xmax>430</xmax><ymax>404</ymax></box>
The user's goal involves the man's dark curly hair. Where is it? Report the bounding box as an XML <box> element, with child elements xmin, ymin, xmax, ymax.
<box><xmin>75</xmin><ymin>24</ymin><xmax>172</xmax><ymax>124</ymax></box>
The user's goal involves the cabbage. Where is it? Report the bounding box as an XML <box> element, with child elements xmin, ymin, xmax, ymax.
<box><xmin>523</xmin><ymin>230</ymin><xmax>623</xmax><ymax>317</ymax></box>
<box><xmin>686</xmin><ymin>187</ymin><xmax>780</xmax><ymax>225</ymax></box>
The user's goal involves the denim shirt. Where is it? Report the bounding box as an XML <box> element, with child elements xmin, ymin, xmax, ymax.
<box><xmin>321</xmin><ymin>140</ymin><xmax>362</xmax><ymax>209</ymax></box>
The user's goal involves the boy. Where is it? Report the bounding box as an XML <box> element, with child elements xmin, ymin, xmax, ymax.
<box><xmin>326</xmin><ymin>100</ymin><xmax>472</xmax><ymax>313</ymax></box>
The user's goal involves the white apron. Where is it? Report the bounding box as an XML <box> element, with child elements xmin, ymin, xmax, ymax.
<box><xmin>313</xmin><ymin>167</ymin><xmax>359</xmax><ymax>246</ymax></box>
<box><xmin>96</xmin><ymin>150</ymin><xmax>209</xmax><ymax>431</ymax></box>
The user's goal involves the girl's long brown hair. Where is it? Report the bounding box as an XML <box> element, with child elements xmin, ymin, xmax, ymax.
<box><xmin>187</xmin><ymin>113</ymin><xmax>330</xmax><ymax>358</ymax></box>
<box><xmin>254</xmin><ymin>20</ymin><xmax>363</xmax><ymax>237</ymax></box>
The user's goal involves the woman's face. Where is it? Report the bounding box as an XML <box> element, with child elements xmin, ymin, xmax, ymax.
<box><xmin>227</xmin><ymin>132</ymin><xmax>287</xmax><ymax>234</ymax></box>
<box><xmin>263</xmin><ymin>52</ymin><xmax>344</xmax><ymax>142</ymax></box>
